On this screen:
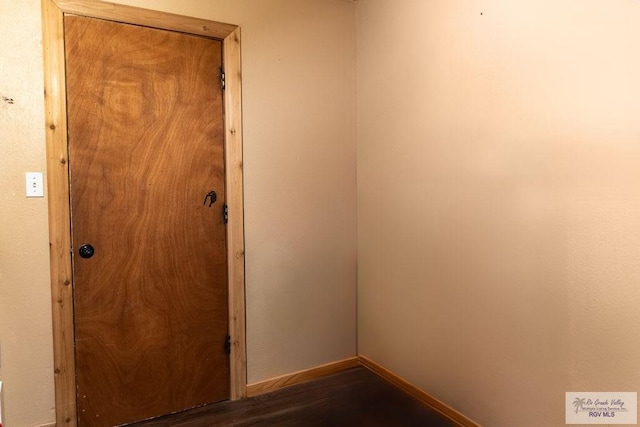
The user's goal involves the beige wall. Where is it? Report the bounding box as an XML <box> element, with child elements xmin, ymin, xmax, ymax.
<box><xmin>0</xmin><ymin>0</ymin><xmax>56</xmax><ymax>426</ymax></box>
<box><xmin>0</xmin><ymin>0</ymin><xmax>357</xmax><ymax>425</ymax></box>
<box><xmin>357</xmin><ymin>0</ymin><xmax>640</xmax><ymax>426</ymax></box>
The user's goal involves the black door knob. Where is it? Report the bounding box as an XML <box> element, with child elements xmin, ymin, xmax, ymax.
<box><xmin>79</xmin><ymin>244</ymin><xmax>95</xmax><ymax>259</ymax></box>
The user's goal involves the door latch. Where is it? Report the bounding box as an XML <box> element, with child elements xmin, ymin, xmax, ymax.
<box><xmin>203</xmin><ymin>191</ymin><xmax>217</xmax><ymax>207</ymax></box>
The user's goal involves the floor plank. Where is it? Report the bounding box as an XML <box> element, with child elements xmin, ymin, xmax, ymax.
<box><xmin>130</xmin><ymin>367</ymin><xmax>456</xmax><ymax>426</ymax></box>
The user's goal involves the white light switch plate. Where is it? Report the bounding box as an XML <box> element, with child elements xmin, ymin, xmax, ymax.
<box><xmin>25</xmin><ymin>172</ymin><xmax>44</xmax><ymax>197</ymax></box>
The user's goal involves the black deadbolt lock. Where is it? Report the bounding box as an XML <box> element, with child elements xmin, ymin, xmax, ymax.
<box><xmin>79</xmin><ymin>244</ymin><xmax>95</xmax><ymax>259</ymax></box>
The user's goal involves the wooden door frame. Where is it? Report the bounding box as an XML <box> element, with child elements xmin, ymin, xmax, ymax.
<box><xmin>41</xmin><ymin>1</ymin><xmax>246</xmax><ymax>424</ymax></box>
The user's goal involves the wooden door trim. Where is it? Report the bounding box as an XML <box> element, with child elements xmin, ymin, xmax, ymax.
<box><xmin>41</xmin><ymin>1</ymin><xmax>246</xmax><ymax>425</ymax></box>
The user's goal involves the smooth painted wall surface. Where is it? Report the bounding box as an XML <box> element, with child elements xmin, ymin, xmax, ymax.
<box><xmin>357</xmin><ymin>1</ymin><xmax>640</xmax><ymax>426</ymax></box>
<box><xmin>0</xmin><ymin>0</ymin><xmax>55</xmax><ymax>426</ymax></box>
<box><xmin>0</xmin><ymin>0</ymin><xmax>356</xmax><ymax>425</ymax></box>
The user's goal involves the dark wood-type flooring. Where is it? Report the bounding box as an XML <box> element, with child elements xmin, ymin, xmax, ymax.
<box><xmin>130</xmin><ymin>366</ymin><xmax>456</xmax><ymax>426</ymax></box>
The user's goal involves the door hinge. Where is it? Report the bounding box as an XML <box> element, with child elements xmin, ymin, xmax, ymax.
<box><xmin>225</xmin><ymin>335</ymin><xmax>231</xmax><ymax>354</ymax></box>
<box><xmin>223</xmin><ymin>204</ymin><xmax>228</xmax><ymax>224</ymax></box>
<box><xmin>220</xmin><ymin>69</ymin><xmax>226</xmax><ymax>91</ymax></box>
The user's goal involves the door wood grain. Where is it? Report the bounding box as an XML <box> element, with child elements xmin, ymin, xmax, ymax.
<box><xmin>65</xmin><ymin>15</ymin><xmax>229</xmax><ymax>426</ymax></box>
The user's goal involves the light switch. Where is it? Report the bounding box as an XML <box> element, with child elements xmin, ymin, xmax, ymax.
<box><xmin>26</xmin><ymin>172</ymin><xmax>44</xmax><ymax>197</ymax></box>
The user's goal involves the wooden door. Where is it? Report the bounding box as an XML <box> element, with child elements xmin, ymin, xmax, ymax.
<box><xmin>64</xmin><ymin>15</ymin><xmax>229</xmax><ymax>426</ymax></box>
